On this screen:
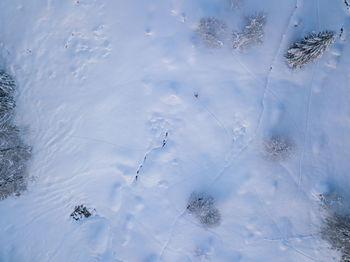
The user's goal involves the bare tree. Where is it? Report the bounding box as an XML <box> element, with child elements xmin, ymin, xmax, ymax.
<box><xmin>232</xmin><ymin>13</ymin><xmax>266</xmax><ymax>50</ymax></box>
<box><xmin>262</xmin><ymin>135</ymin><xmax>294</xmax><ymax>162</ymax></box>
<box><xmin>187</xmin><ymin>192</ymin><xmax>221</xmax><ymax>227</ymax></box>
<box><xmin>196</xmin><ymin>17</ymin><xmax>227</xmax><ymax>48</ymax></box>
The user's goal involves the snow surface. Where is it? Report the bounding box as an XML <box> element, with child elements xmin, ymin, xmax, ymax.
<box><xmin>0</xmin><ymin>0</ymin><xmax>350</xmax><ymax>261</ymax></box>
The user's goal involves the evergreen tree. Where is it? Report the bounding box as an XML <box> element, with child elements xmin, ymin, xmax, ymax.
<box><xmin>286</xmin><ymin>31</ymin><xmax>336</xmax><ymax>69</ymax></box>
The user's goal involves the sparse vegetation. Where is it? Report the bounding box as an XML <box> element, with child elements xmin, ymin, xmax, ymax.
<box><xmin>286</xmin><ymin>31</ymin><xmax>336</xmax><ymax>69</ymax></box>
<box><xmin>187</xmin><ymin>192</ymin><xmax>221</xmax><ymax>227</ymax></box>
<box><xmin>196</xmin><ymin>17</ymin><xmax>227</xmax><ymax>48</ymax></box>
<box><xmin>262</xmin><ymin>135</ymin><xmax>294</xmax><ymax>162</ymax></box>
<box><xmin>232</xmin><ymin>13</ymin><xmax>266</xmax><ymax>50</ymax></box>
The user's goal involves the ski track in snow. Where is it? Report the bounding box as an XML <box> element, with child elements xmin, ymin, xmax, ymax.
<box><xmin>211</xmin><ymin>0</ymin><xmax>300</xmax><ymax>186</ymax></box>
<box><xmin>255</xmin><ymin>0</ymin><xmax>299</xmax><ymax>134</ymax></box>
<box><xmin>298</xmin><ymin>62</ymin><xmax>318</xmax><ymax>191</ymax></box>
<box><xmin>158</xmin><ymin>209</ymin><xmax>186</xmax><ymax>260</ymax></box>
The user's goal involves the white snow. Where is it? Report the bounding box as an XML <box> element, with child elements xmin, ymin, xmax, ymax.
<box><xmin>0</xmin><ymin>0</ymin><xmax>350</xmax><ymax>261</ymax></box>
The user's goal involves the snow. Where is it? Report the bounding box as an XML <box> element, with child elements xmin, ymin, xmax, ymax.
<box><xmin>0</xmin><ymin>0</ymin><xmax>349</xmax><ymax>261</ymax></box>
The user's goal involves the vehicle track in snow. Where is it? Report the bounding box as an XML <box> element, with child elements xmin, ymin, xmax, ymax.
<box><xmin>210</xmin><ymin>0</ymin><xmax>300</xmax><ymax>186</ymax></box>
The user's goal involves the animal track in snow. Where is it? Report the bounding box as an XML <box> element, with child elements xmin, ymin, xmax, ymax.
<box><xmin>134</xmin><ymin>117</ymin><xmax>171</xmax><ymax>182</ymax></box>
<box><xmin>135</xmin><ymin>130</ymin><xmax>169</xmax><ymax>181</ymax></box>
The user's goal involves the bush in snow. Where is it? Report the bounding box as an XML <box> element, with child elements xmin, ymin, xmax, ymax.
<box><xmin>320</xmin><ymin>193</ymin><xmax>350</xmax><ymax>262</ymax></box>
<box><xmin>187</xmin><ymin>192</ymin><xmax>221</xmax><ymax>227</ymax></box>
<box><xmin>0</xmin><ymin>72</ymin><xmax>31</xmax><ymax>201</ymax></box>
<box><xmin>232</xmin><ymin>13</ymin><xmax>266</xmax><ymax>50</ymax></box>
<box><xmin>196</xmin><ymin>17</ymin><xmax>227</xmax><ymax>48</ymax></box>
<box><xmin>70</xmin><ymin>205</ymin><xmax>95</xmax><ymax>221</ymax></box>
<box><xmin>262</xmin><ymin>135</ymin><xmax>294</xmax><ymax>162</ymax></box>
<box><xmin>286</xmin><ymin>31</ymin><xmax>336</xmax><ymax>69</ymax></box>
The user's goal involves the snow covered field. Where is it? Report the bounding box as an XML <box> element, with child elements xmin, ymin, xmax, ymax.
<box><xmin>0</xmin><ymin>0</ymin><xmax>350</xmax><ymax>261</ymax></box>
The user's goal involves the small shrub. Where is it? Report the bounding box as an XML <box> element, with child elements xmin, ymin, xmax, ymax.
<box><xmin>187</xmin><ymin>192</ymin><xmax>221</xmax><ymax>227</ymax></box>
<box><xmin>196</xmin><ymin>17</ymin><xmax>227</xmax><ymax>48</ymax></box>
<box><xmin>286</xmin><ymin>31</ymin><xmax>336</xmax><ymax>69</ymax></box>
<box><xmin>232</xmin><ymin>13</ymin><xmax>266</xmax><ymax>50</ymax></box>
<box><xmin>262</xmin><ymin>135</ymin><xmax>294</xmax><ymax>162</ymax></box>
<box><xmin>70</xmin><ymin>205</ymin><xmax>94</xmax><ymax>221</ymax></box>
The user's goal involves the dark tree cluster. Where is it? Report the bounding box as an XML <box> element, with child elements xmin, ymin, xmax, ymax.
<box><xmin>0</xmin><ymin>72</ymin><xmax>31</xmax><ymax>200</ymax></box>
<box><xmin>320</xmin><ymin>194</ymin><xmax>350</xmax><ymax>262</ymax></box>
